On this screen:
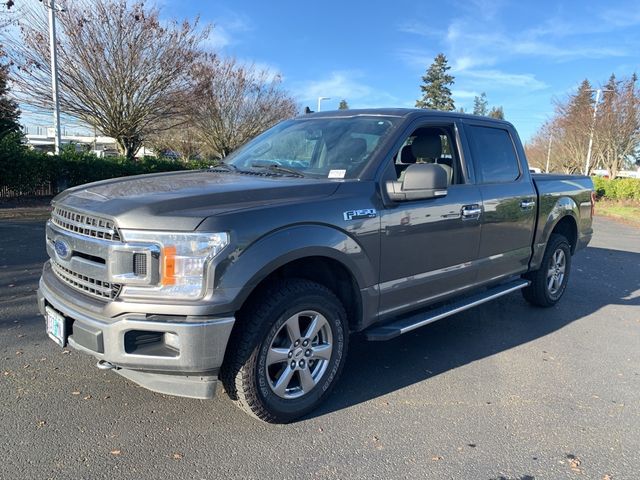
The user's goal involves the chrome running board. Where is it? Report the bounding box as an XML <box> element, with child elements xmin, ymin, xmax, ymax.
<box><xmin>365</xmin><ymin>279</ymin><xmax>530</xmax><ymax>341</ymax></box>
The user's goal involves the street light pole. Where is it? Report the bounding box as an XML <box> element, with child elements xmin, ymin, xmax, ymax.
<box><xmin>584</xmin><ymin>89</ymin><xmax>601</xmax><ymax>176</ymax></box>
<box><xmin>46</xmin><ymin>0</ymin><xmax>62</xmax><ymax>155</ymax></box>
<box><xmin>545</xmin><ymin>132</ymin><xmax>553</xmax><ymax>173</ymax></box>
<box><xmin>317</xmin><ymin>96</ymin><xmax>331</xmax><ymax>112</ymax></box>
<box><xmin>584</xmin><ymin>88</ymin><xmax>614</xmax><ymax>176</ymax></box>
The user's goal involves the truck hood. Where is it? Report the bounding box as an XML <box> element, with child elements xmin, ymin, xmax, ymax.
<box><xmin>53</xmin><ymin>170</ymin><xmax>341</xmax><ymax>231</ymax></box>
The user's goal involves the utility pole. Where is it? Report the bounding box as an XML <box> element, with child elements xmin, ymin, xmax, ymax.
<box><xmin>46</xmin><ymin>0</ymin><xmax>62</xmax><ymax>154</ymax></box>
<box><xmin>545</xmin><ymin>133</ymin><xmax>553</xmax><ymax>173</ymax></box>
<box><xmin>584</xmin><ymin>88</ymin><xmax>613</xmax><ymax>176</ymax></box>
<box><xmin>317</xmin><ymin>96</ymin><xmax>331</xmax><ymax>112</ymax></box>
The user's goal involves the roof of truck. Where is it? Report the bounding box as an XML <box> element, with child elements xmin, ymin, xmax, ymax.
<box><xmin>302</xmin><ymin>107</ymin><xmax>514</xmax><ymax>127</ymax></box>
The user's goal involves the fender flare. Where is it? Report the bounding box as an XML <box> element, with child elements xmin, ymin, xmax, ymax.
<box><xmin>212</xmin><ymin>224</ymin><xmax>375</xmax><ymax>311</ymax></box>
<box><xmin>530</xmin><ymin>196</ymin><xmax>578</xmax><ymax>270</ymax></box>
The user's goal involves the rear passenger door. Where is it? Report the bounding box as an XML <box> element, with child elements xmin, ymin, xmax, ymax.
<box><xmin>460</xmin><ymin>121</ymin><xmax>537</xmax><ymax>284</ymax></box>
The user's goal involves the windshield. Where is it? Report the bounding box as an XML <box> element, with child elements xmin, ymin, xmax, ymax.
<box><xmin>224</xmin><ymin>116</ymin><xmax>399</xmax><ymax>179</ymax></box>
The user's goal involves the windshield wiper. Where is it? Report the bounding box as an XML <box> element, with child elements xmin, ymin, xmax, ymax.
<box><xmin>208</xmin><ymin>162</ymin><xmax>239</xmax><ymax>172</ymax></box>
<box><xmin>250</xmin><ymin>163</ymin><xmax>305</xmax><ymax>178</ymax></box>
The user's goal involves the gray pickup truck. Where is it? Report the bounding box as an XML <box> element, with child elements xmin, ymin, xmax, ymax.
<box><xmin>38</xmin><ymin>109</ymin><xmax>594</xmax><ymax>423</ymax></box>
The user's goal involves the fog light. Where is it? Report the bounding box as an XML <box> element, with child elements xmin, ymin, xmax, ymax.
<box><xmin>164</xmin><ymin>332</ymin><xmax>180</xmax><ymax>351</ymax></box>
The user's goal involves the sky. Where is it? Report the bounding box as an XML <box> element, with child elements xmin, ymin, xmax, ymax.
<box><xmin>15</xmin><ymin>0</ymin><xmax>640</xmax><ymax>142</ymax></box>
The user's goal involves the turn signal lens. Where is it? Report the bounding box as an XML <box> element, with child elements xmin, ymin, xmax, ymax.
<box><xmin>162</xmin><ymin>246</ymin><xmax>177</xmax><ymax>285</ymax></box>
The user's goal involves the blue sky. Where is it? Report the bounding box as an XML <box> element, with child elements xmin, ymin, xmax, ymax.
<box><xmin>156</xmin><ymin>0</ymin><xmax>639</xmax><ymax>142</ymax></box>
<box><xmin>16</xmin><ymin>0</ymin><xmax>640</xmax><ymax>142</ymax></box>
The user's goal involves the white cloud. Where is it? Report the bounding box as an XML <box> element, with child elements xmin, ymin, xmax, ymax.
<box><xmin>292</xmin><ymin>71</ymin><xmax>398</xmax><ymax>109</ymax></box>
<box><xmin>200</xmin><ymin>14</ymin><xmax>252</xmax><ymax>51</ymax></box>
<box><xmin>452</xmin><ymin>89</ymin><xmax>479</xmax><ymax>100</ymax></box>
<box><xmin>396</xmin><ymin>21</ymin><xmax>442</xmax><ymax>37</ymax></box>
<box><xmin>599</xmin><ymin>7</ymin><xmax>640</xmax><ymax>29</ymax></box>
<box><xmin>294</xmin><ymin>71</ymin><xmax>372</xmax><ymax>102</ymax></box>
<box><xmin>397</xmin><ymin>3</ymin><xmax>634</xmax><ymax>73</ymax></box>
<box><xmin>237</xmin><ymin>59</ymin><xmax>284</xmax><ymax>83</ymax></box>
<box><xmin>452</xmin><ymin>55</ymin><xmax>495</xmax><ymax>73</ymax></box>
<box><xmin>463</xmin><ymin>70</ymin><xmax>548</xmax><ymax>90</ymax></box>
<box><xmin>203</xmin><ymin>27</ymin><xmax>233</xmax><ymax>50</ymax></box>
<box><xmin>395</xmin><ymin>48</ymin><xmax>438</xmax><ymax>69</ymax></box>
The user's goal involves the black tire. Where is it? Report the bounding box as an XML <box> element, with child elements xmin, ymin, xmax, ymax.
<box><xmin>220</xmin><ymin>279</ymin><xmax>348</xmax><ymax>423</ymax></box>
<box><xmin>522</xmin><ymin>233</ymin><xmax>572</xmax><ymax>307</ymax></box>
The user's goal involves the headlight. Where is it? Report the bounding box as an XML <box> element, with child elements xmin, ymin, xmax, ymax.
<box><xmin>119</xmin><ymin>230</ymin><xmax>229</xmax><ymax>300</ymax></box>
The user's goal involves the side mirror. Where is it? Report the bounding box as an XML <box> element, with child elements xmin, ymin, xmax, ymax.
<box><xmin>386</xmin><ymin>163</ymin><xmax>448</xmax><ymax>201</ymax></box>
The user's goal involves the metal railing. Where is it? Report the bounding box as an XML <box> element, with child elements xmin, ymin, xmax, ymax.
<box><xmin>0</xmin><ymin>182</ymin><xmax>56</xmax><ymax>199</ymax></box>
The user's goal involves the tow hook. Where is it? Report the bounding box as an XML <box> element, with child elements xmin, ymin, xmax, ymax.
<box><xmin>96</xmin><ymin>360</ymin><xmax>118</xmax><ymax>370</ymax></box>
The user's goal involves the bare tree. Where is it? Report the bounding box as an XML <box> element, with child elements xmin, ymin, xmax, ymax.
<box><xmin>148</xmin><ymin>124</ymin><xmax>203</xmax><ymax>162</ymax></box>
<box><xmin>190</xmin><ymin>56</ymin><xmax>298</xmax><ymax>158</ymax></box>
<box><xmin>529</xmin><ymin>75</ymin><xmax>640</xmax><ymax>177</ymax></box>
<box><xmin>0</xmin><ymin>46</ymin><xmax>21</xmax><ymax>139</ymax></box>
<box><xmin>549</xmin><ymin>80</ymin><xmax>595</xmax><ymax>173</ymax></box>
<box><xmin>594</xmin><ymin>74</ymin><xmax>640</xmax><ymax>178</ymax></box>
<box><xmin>1</xmin><ymin>0</ymin><xmax>23</xmax><ymax>29</ymax></box>
<box><xmin>8</xmin><ymin>0</ymin><xmax>208</xmax><ymax>159</ymax></box>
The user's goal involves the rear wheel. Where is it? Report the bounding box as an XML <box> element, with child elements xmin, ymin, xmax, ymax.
<box><xmin>221</xmin><ymin>279</ymin><xmax>348</xmax><ymax>423</ymax></box>
<box><xmin>522</xmin><ymin>234</ymin><xmax>572</xmax><ymax>307</ymax></box>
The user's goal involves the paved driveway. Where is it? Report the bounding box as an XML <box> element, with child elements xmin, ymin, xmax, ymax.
<box><xmin>1</xmin><ymin>216</ymin><xmax>638</xmax><ymax>479</ymax></box>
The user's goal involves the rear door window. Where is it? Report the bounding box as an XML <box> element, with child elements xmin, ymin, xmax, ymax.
<box><xmin>466</xmin><ymin>125</ymin><xmax>520</xmax><ymax>183</ymax></box>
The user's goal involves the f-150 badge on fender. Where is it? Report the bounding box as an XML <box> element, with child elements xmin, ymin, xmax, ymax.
<box><xmin>343</xmin><ymin>209</ymin><xmax>377</xmax><ymax>221</ymax></box>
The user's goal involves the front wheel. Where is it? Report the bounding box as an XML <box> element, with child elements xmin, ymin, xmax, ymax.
<box><xmin>522</xmin><ymin>233</ymin><xmax>572</xmax><ymax>307</ymax></box>
<box><xmin>221</xmin><ymin>279</ymin><xmax>348</xmax><ymax>423</ymax></box>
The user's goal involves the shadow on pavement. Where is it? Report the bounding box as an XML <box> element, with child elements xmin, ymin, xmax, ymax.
<box><xmin>309</xmin><ymin>245</ymin><xmax>640</xmax><ymax>419</ymax></box>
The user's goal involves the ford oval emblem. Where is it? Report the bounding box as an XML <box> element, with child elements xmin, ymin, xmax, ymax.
<box><xmin>54</xmin><ymin>239</ymin><xmax>71</xmax><ymax>260</ymax></box>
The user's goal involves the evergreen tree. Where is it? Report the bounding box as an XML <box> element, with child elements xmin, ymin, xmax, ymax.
<box><xmin>338</xmin><ymin>99</ymin><xmax>349</xmax><ymax>110</ymax></box>
<box><xmin>567</xmin><ymin>79</ymin><xmax>594</xmax><ymax>119</ymax></box>
<box><xmin>488</xmin><ymin>106</ymin><xmax>505</xmax><ymax>120</ymax></box>
<box><xmin>415</xmin><ymin>53</ymin><xmax>455</xmax><ymax>111</ymax></box>
<box><xmin>0</xmin><ymin>49</ymin><xmax>21</xmax><ymax>139</ymax></box>
<box><xmin>473</xmin><ymin>92</ymin><xmax>488</xmax><ymax>116</ymax></box>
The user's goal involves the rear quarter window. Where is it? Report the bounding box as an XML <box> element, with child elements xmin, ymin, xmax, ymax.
<box><xmin>467</xmin><ymin>125</ymin><xmax>520</xmax><ymax>183</ymax></box>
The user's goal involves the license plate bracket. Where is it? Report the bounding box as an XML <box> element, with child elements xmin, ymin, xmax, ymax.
<box><xmin>45</xmin><ymin>306</ymin><xmax>67</xmax><ymax>347</ymax></box>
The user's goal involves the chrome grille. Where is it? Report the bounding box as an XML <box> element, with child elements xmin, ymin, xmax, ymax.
<box><xmin>51</xmin><ymin>206</ymin><xmax>121</xmax><ymax>242</ymax></box>
<box><xmin>51</xmin><ymin>260</ymin><xmax>121</xmax><ymax>301</ymax></box>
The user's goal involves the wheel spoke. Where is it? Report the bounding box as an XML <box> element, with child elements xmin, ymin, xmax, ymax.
<box><xmin>311</xmin><ymin>344</ymin><xmax>332</xmax><ymax>361</ymax></box>
<box><xmin>548</xmin><ymin>276</ymin><xmax>555</xmax><ymax>291</ymax></box>
<box><xmin>303</xmin><ymin>313</ymin><xmax>326</xmax><ymax>341</ymax></box>
<box><xmin>266</xmin><ymin>347</ymin><xmax>290</xmax><ymax>367</ymax></box>
<box><xmin>272</xmin><ymin>366</ymin><xmax>295</xmax><ymax>396</ymax></box>
<box><xmin>266</xmin><ymin>308</ymin><xmax>334</xmax><ymax>400</ymax></box>
<box><xmin>547</xmin><ymin>269</ymin><xmax>555</xmax><ymax>279</ymax></box>
<box><xmin>284</xmin><ymin>315</ymin><xmax>301</xmax><ymax>343</ymax></box>
<box><xmin>298</xmin><ymin>367</ymin><xmax>316</xmax><ymax>392</ymax></box>
<box><xmin>556</xmin><ymin>250</ymin><xmax>565</xmax><ymax>266</ymax></box>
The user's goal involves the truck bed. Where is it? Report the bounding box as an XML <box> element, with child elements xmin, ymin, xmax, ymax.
<box><xmin>530</xmin><ymin>172</ymin><xmax>594</xmax><ymax>269</ymax></box>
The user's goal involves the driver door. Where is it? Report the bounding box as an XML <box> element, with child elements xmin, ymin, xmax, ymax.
<box><xmin>378</xmin><ymin>121</ymin><xmax>483</xmax><ymax>319</ymax></box>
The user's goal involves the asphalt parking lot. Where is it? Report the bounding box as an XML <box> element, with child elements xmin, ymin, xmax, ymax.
<box><xmin>1</xmin><ymin>215</ymin><xmax>638</xmax><ymax>479</ymax></box>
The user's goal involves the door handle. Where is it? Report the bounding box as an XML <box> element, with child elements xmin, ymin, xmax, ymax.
<box><xmin>520</xmin><ymin>200</ymin><xmax>536</xmax><ymax>210</ymax></box>
<box><xmin>461</xmin><ymin>204</ymin><xmax>482</xmax><ymax>220</ymax></box>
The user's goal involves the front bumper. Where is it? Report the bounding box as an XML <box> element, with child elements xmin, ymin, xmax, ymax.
<box><xmin>38</xmin><ymin>262</ymin><xmax>235</xmax><ymax>399</ymax></box>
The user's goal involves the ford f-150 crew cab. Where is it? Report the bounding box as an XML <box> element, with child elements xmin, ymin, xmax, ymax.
<box><xmin>38</xmin><ymin>109</ymin><xmax>594</xmax><ymax>423</ymax></box>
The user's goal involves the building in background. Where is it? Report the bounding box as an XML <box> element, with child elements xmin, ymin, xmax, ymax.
<box><xmin>23</xmin><ymin>125</ymin><xmax>155</xmax><ymax>158</ymax></box>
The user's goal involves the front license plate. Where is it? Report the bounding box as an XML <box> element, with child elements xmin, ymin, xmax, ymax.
<box><xmin>45</xmin><ymin>306</ymin><xmax>66</xmax><ymax>347</ymax></box>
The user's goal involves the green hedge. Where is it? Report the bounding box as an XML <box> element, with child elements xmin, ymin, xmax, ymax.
<box><xmin>592</xmin><ymin>176</ymin><xmax>640</xmax><ymax>201</ymax></box>
<box><xmin>0</xmin><ymin>137</ymin><xmax>215</xmax><ymax>196</ymax></box>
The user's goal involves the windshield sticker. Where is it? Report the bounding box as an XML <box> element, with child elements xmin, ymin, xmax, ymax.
<box><xmin>328</xmin><ymin>169</ymin><xmax>346</xmax><ymax>179</ymax></box>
